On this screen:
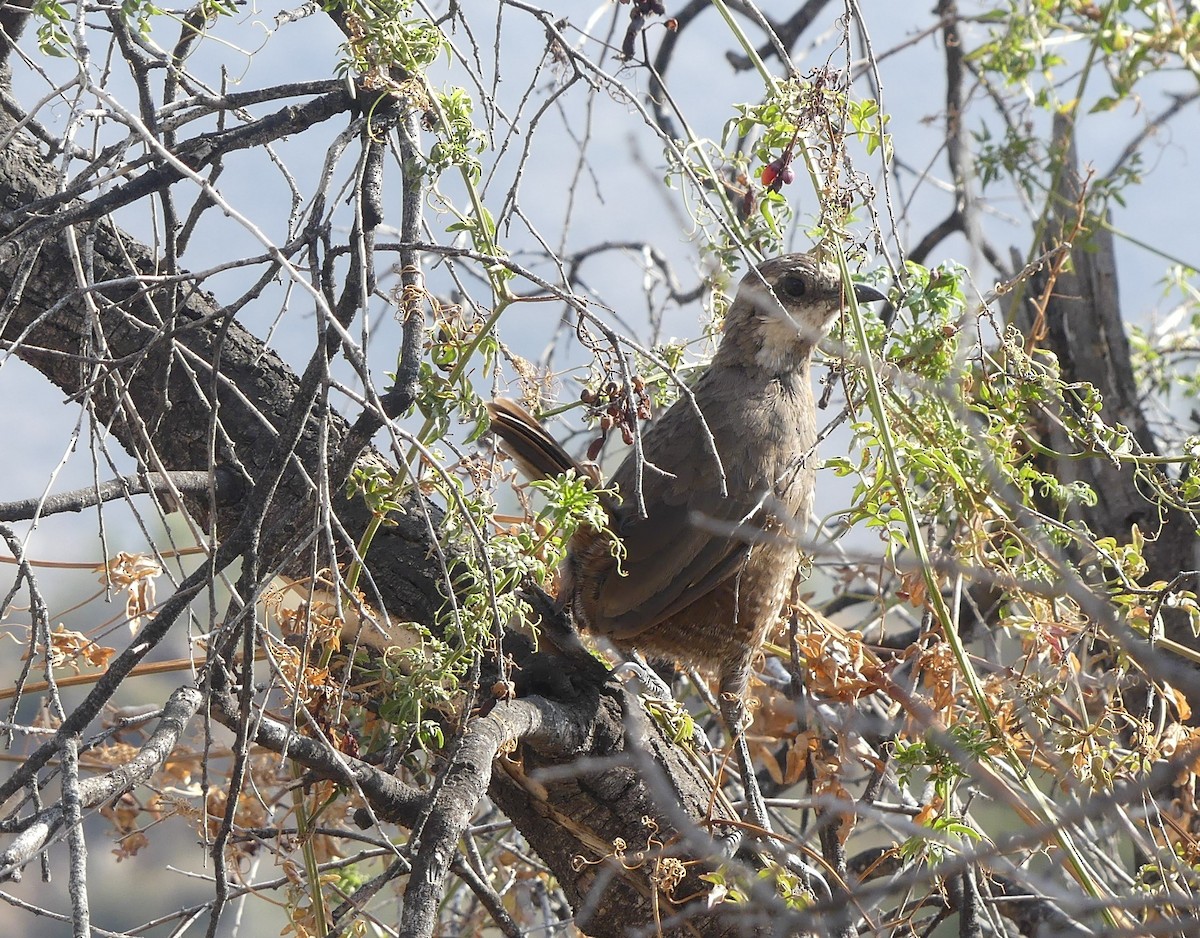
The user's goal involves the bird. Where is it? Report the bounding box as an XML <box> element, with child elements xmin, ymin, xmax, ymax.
<box><xmin>487</xmin><ymin>251</ymin><xmax>886</xmax><ymax>845</ymax></box>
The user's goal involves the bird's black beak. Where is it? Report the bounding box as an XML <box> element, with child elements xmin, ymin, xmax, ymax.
<box><xmin>853</xmin><ymin>282</ymin><xmax>887</xmax><ymax>305</ymax></box>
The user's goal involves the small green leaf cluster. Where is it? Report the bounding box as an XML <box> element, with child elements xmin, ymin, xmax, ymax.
<box><xmin>120</xmin><ymin>0</ymin><xmax>160</xmax><ymax>39</ymax></box>
<box><xmin>725</xmin><ymin>79</ymin><xmax>808</xmax><ymax>168</ymax></box>
<box><xmin>427</xmin><ymin>88</ymin><xmax>487</xmax><ymax>184</ymax></box>
<box><xmin>893</xmin><ymin>723</ymin><xmax>988</xmax><ymax>804</ymax></box>
<box><xmin>829</xmin><ymin>437</ymin><xmax>908</xmax><ymax>552</ymax></box>
<box><xmin>346</xmin><ymin>455</ymin><xmax>409</xmax><ymax>522</ymax></box>
<box><xmin>410</xmin><ymin>311</ymin><xmax>494</xmax><ymax>448</ymax></box>
<box><xmin>331</xmin><ymin>0</ymin><xmax>446</xmax><ymax>80</ymax></box>
<box><xmin>412</xmin><ymin>360</ymin><xmax>491</xmax><ymax>449</ymax></box>
<box><xmin>371</xmin><ymin>619</ymin><xmax>455</xmax><ymax>752</ymax></box>
<box><xmin>845</xmin><ymin>97</ymin><xmax>891</xmax><ymax>160</ymax></box>
<box><xmin>198</xmin><ymin>0</ymin><xmax>236</xmax><ymax>20</ymax></box>
<box><xmin>1094</xmin><ymin>527</ymin><xmax>1149</xmax><ymax>585</ymax></box>
<box><xmin>969</xmin><ymin>2</ymin><xmax>1063</xmax><ymax>102</ymax></box>
<box><xmin>1134</xmin><ymin>851</ymin><xmax>1200</xmax><ymax>904</ymax></box>
<box><xmin>32</xmin><ymin>0</ymin><xmax>238</xmax><ymax>56</ymax></box>
<box><xmin>1087</xmin><ymin>5</ymin><xmax>1200</xmax><ymax>111</ymax></box>
<box><xmin>32</xmin><ymin>0</ymin><xmax>70</xmax><ymax>56</ymax></box>
<box><xmin>526</xmin><ymin>473</ymin><xmax>619</xmax><ymax>564</ymax></box>
<box><xmin>764</xmin><ymin>863</ymin><xmax>814</xmax><ymax>912</ymax></box>
<box><xmin>414</xmin><ymin>307</ymin><xmax>498</xmax><ymax>445</ymax></box>
<box><xmin>349</xmin><ymin>457</ymin><xmax>619</xmax><ymax>753</ymax></box>
<box><xmin>436</xmin><ymin>465</ymin><xmax>617</xmax><ymax>663</ymax></box>
<box><xmin>879</xmin><ymin>261</ymin><xmax>966</xmax><ymax>383</ymax></box>
<box><xmin>898</xmin><ymin>811</ymin><xmax>984</xmax><ymax>869</ymax></box>
<box><xmin>642</xmin><ymin>696</ymin><xmax>696</xmax><ymax>747</ymax></box>
<box><xmin>972</xmin><ymin>0</ymin><xmax>1193</xmax><ymax>110</ymax></box>
<box><xmin>443</xmin><ymin>202</ymin><xmax>497</xmax><ymax>248</ymax></box>
<box><xmin>368</xmin><ymin>483</ymin><xmax>526</xmax><ymax>749</ymax></box>
<box><xmin>972</xmin><ymin>122</ymin><xmax>1044</xmax><ymax>196</ymax></box>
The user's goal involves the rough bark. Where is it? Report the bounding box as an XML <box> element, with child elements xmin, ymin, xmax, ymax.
<box><xmin>1033</xmin><ymin>113</ymin><xmax>1200</xmax><ymax>654</ymax></box>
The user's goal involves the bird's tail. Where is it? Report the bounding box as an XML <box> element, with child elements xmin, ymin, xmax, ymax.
<box><xmin>485</xmin><ymin>398</ymin><xmax>598</xmax><ymax>484</ymax></box>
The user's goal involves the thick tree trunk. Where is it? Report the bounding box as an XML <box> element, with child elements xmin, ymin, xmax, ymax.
<box><xmin>1033</xmin><ymin>113</ymin><xmax>1200</xmax><ymax>656</ymax></box>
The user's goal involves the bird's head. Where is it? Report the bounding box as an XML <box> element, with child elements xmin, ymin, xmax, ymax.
<box><xmin>716</xmin><ymin>252</ymin><xmax>886</xmax><ymax>373</ymax></box>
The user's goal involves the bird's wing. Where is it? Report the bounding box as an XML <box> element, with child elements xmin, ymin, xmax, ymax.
<box><xmin>587</xmin><ymin>413</ymin><xmax>770</xmax><ymax>641</ymax></box>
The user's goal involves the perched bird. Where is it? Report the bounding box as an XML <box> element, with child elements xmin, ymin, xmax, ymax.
<box><xmin>488</xmin><ymin>252</ymin><xmax>885</xmax><ymax>842</ymax></box>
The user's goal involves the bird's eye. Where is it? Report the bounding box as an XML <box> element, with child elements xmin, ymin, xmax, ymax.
<box><xmin>778</xmin><ymin>274</ymin><xmax>807</xmax><ymax>298</ymax></box>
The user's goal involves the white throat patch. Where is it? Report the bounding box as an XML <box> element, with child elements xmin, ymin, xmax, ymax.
<box><xmin>752</xmin><ymin>307</ymin><xmax>828</xmax><ymax>372</ymax></box>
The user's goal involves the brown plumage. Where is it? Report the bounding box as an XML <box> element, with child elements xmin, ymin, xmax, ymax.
<box><xmin>488</xmin><ymin>252</ymin><xmax>884</xmax><ymax>839</ymax></box>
